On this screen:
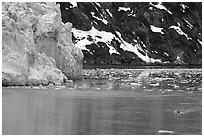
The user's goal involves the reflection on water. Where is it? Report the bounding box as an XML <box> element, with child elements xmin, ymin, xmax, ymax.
<box><xmin>3</xmin><ymin>88</ymin><xmax>201</xmax><ymax>135</ymax></box>
<box><xmin>2</xmin><ymin>69</ymin><xmax>202</xmax><ymax>135</ymax></box>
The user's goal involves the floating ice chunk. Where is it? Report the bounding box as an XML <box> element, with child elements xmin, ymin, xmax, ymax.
<box><xmin>150</xmin><ymin>25</ymin><xmax>164</xmax><ymax>34</ymax></box>
<box><xmin>154</xmin><ymin>77</ymin><xmax>173</xmax><ymax>81</ymax></box>
<box><xmin>163</xmin><ymin>61</ymin><xmax>170</xmax><ymax>64</ymax></box>
<box><xmin>149</xmin><ymin>83</ymin><xmax>160</xmax><ymax>87</ymax></box>
<box><xmin>130</xmin><ymin>82</ymin><xmax>142</xmax><ymax>86</ymax></box>
<box><xmin>32</xmin><ymin>86</ymin><xmax>40</xmax><ymax>89</ymax></box>
<box><xmin>118</xmin><ymin>7</ymin><xmax>131</xmax><ymax>11</ymax></box>
<box><xmin>150</xmin><ymin>2</ymin><xmax>172</xmax><ymax>14</ymax></box>
<box><xmin>174</xmin><ymin>85</ymin><xmax>179</xmax><ymax>88</ymax></box>
<box><xmin>158</xmin><ymin>130</ymin><xmax>174</xmax><ymax>134</ymax></box>
<box><xmin>55</xmin><ymin>85</ymin><xmax>66</xmax><ymax>90</ymax></box>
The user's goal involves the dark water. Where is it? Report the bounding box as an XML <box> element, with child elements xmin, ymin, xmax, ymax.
<box><xmin>2</xmin><ymin>69</ymin><xmax>202</xmax><ymax>135</ymax></box>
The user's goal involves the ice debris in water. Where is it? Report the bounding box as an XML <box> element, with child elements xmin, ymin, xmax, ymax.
<box><xmin>158</xmin><ymin>130</ymin><xmax>174</xmax><ymax>134</ymax></box>
<box><xmin>130</xmin><ymin>82</ymin><xmax>142</xmax><ymax>86</ymax></box>
<box><xmin>149</xmin><ymin>83</ymin><xmax>160</xmax><ymax>87</ymax></box>
<box><xmin>55</xmin><ymin>85</ymin><xmax>66</xmax><ymax>90</ymax></box>
<box><xmin>82</xmin><ymin>69</ymin><xmax>202</xmax><ymax>92</ymax></box>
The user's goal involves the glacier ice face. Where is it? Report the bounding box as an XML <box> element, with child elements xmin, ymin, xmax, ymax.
<box><xmin>2</xmin><ymin>2</ymin><xmax>83</xmax><ymax>86</ymax></box>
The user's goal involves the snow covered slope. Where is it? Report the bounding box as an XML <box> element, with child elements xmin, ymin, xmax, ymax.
<box><xmin>58</xmin><ymin>2</ymin><xmax>202</xmax><ymax>65</ymax></box>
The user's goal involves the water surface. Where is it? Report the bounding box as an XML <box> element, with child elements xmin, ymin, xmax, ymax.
<box><xmin>2</xmin><ymin>68</ymin><xmax>202</xmax><ymax>135</ymax></box>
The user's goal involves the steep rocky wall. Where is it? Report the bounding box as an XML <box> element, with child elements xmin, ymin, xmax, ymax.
<box><xmin>2</xmin><ymin>2</ymin><xmax>83</xmax><ymax>86</ymax></box>
<box><xmin>59</xmin><ymin>2</ymin><xmax>202</xmax><ymax>65</ymax></box>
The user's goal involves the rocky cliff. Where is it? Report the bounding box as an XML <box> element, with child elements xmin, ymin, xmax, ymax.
<box><xmin>2</xmin><ymin>2</ymin><xmax>83</xmax><ymax>86</ymax></box>
<box><xmin>58</xmin><ymin>2</ymin><xmax>202</xmax><ymax>65</ymax></box>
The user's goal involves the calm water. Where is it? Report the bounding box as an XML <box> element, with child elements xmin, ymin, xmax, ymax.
<box><xmin>2</xmin><ymin>69</ymin><xmax>202</xmax><ymax>135</ymax></box>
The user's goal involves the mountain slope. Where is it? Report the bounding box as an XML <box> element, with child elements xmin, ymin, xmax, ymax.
<box><xmin>58</xmin><ymin>2</ymin><xmax>202</xmax><ymax>65</ymax></box>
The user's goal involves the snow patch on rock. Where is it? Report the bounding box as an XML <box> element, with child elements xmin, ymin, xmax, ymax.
<box><xmin>164</xmin><ymin>52</ymin><xmax>169</xmax><ymax>56</ymax></box>
<box><xmin>197</xmin><ymin>39</ymin><xmax>202</xmax><ymax>45</ymax></box>
<box><xmin>184</xmin><ymin>19</ymin><xmax>193</xmax><ymax>29</ymax></box>
<box><xmin>118</xmin><ymin>7</ymin><xmax>131</xmax><ymax>11</ymax></box>
<box><xmin>150</xmin><ymin>25</ymin><xmax>164</xmax><ymax>34</ymax></box>
<box><xmin>72</xmin><ymin>25</ymin><xmax>161</xmax><ymax>63</ymax></box>
<box><xmin>91</xmin><ymin>12</ymin><xmax>108</xmax><ymax>25</ymax></box>
<box><xmin>95</xmin><ymin>2</ymin><xmax>101</xmax><ymax>8</ymax></box>
<box><xmin>72</xmin><ymin>26</ymin><xmax>119</xmax><ymax>55</ymax></box>
<box><xmin>106</xmin><ymin>9</ymin><xmax>113</xmax><ymax>18</ymax></box>
<box><xmin>115</xmin><ymin>31</ymin><xmax>162</xmax><ymax>63</ymax></box>
<box><xmin>180</xmin><ymin>4</ymin><xmax>188</xmax><ymax>12</ymax></box>
<box><xmin>70</xmin><ymin>2</ymin><xmax>77</xmax><ymax>7</ymax></box>
<box><xmin>150</xmin><ymin>2</ymin><xmax>172</xmax><ymax>14</ymax></box>
<box><xmin>169</xmin><ymin>22</ymin><xmax>192</xmax><ymax>40</ymax></box>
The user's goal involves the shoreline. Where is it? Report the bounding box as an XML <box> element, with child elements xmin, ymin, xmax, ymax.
<box><xmin>2</xmin><ymin>68</ymin><xmax>202</xmax><ymax>88</ymax></box>
<box><xmin>83</xmin><ymin>64</ymin><xmax>202</xmax><ymax>69</ymax></box>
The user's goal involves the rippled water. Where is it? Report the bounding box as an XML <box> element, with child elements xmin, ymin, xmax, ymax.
<box><xmin>2</xmin><ymin>69</ymin><xmax>202</xmax><ymax>135</ymax></box>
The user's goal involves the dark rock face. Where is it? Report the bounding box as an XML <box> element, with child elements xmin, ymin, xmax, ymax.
<box><xmin>58</xmin><ymin>2</ymin><xmax>202</xmax><ymax>65</ymax></box>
